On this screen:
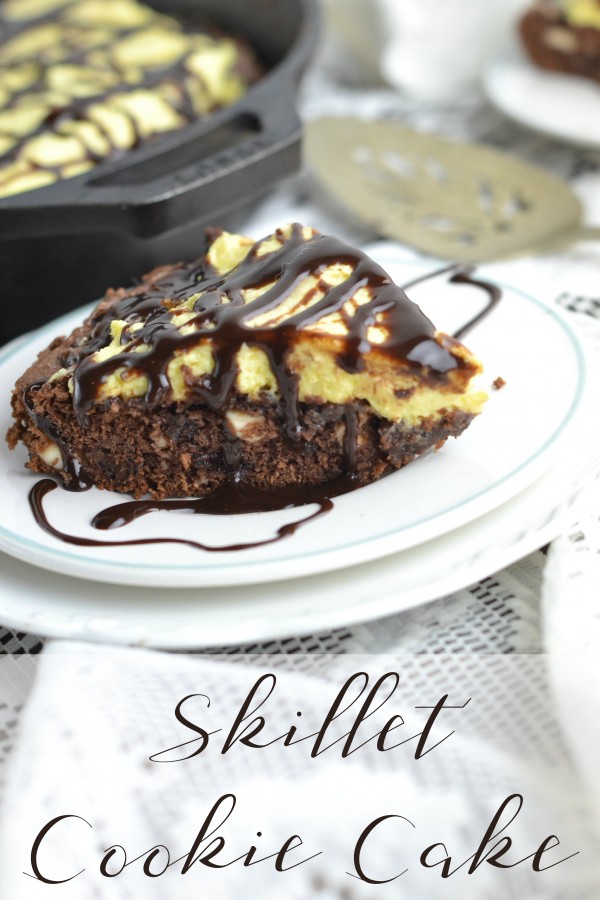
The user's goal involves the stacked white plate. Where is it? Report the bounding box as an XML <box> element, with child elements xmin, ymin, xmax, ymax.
<box><xmin>0</xmin><ymin>253</ymin><xmax>594</xmax><ymax>647</ymax></box>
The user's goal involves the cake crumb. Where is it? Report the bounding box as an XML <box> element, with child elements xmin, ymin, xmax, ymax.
<box><xmin>492</xmin><ymin>376</ymin><xmax>506</xmax><ymax>390</ymax></box>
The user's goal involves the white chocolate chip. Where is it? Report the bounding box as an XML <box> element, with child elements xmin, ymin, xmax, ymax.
<box><xmin>39</xmin><ymin>442</ymin><xmax>63</xmax><ymax>470</ymax></box>
<box><xmin>226</xmin><ymin>410</ymin><xmax>265</xmax><ymax>442</ymax></box>
<box><xmin>544</xmin><ymin>27</ymin><xmax>578</xmax><ymax>53</ymax></box>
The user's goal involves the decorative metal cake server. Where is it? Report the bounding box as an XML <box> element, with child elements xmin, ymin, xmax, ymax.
<box><xmin>305</xmin><ymin>117</ymin><xmax>600</xmax><ymax>263</ymax></box>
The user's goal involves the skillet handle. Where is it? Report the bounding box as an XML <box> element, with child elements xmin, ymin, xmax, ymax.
<box><xmin>91</xmin><ymin>80</ymin><xmax>303</xmax><ymax>238</ymax></box>
<box><xmin>2</xmin><ymin>78</ymin><xmax>302</xmax><ymax>239</ymax></box>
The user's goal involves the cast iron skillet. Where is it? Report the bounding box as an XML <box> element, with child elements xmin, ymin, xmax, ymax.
<box><xmin>0</xmin><ymin>0</ymin><xmax>319</xmax><ymax>345</ymax></box>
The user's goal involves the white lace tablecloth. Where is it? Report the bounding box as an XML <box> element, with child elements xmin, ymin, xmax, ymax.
<box><xmin>1</xmin><ymin>9</ymin><xmax>600</xmax><ymax>897</ymax></box>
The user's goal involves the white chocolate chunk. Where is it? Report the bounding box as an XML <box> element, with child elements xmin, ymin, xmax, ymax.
<box><xmin>39</xmin><ymin>442</ymin><xmax>63</xmax><ymax>470</ymax></box>
<box><xmin>226</xmin><ymin>410</ymin><xmax>266</xmax><ymax>442</ymax></box>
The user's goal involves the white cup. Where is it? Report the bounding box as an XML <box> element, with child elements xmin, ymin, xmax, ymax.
<box><xmin>325</xmin><ymin>0</ymin><xmax>531</xmax><ymax>101</ymax></box>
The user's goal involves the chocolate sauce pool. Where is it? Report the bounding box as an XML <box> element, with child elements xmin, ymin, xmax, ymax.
<box><xmin>24</xmin><ymin>248</ymin><xmax>502</xmax><ymax>554</ymax></box>
<box><xmin>29</xmin><ymin>478</ymin><xmax>347</xmax><ymax>553</ymax></box>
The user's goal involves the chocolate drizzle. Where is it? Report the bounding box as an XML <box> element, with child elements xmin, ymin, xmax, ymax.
<box><xmin>70</xmin><ymin>225</ymin><xmax>459</xmax><ymax>431</ymax></box>
<box><xmin>21</xmin><ymin>240</ymin><xmax>503</xmax><ymax>553</ymax></box>
<box><xmin>399</xmin><ymin>262</ymin><xmax>502</xmax><ymax>339</ymax></box>
<box><xmin>448</xmin><ymin>267</ymin><xmax>502</xmax><ymax>339</ymax></box>
<box><xmin>29</xmin><ymin>477</ymin><xmax>341</xmax><ymax>553</ymax></box>
<box><xmin>23</xmin><ymin>381</ymin><xmax>92</xmax><ymax>492</ymax></box>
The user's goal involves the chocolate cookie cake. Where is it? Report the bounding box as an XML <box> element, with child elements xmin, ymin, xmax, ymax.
<box><xmin>520</xmin><ymin>0</ymin><xmax>600</xmax><ymax>83</ymax></box>
<box><xmin>0</xmin><ymin>0</ymin><xmax>261</xmax><ymax>198</ymax></box>
<box><xmin>7</xmin><ymin>225</ymin><xmax>488</xmax><ymax>499</ymax></box>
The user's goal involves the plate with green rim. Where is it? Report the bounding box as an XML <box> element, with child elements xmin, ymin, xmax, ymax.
<box><xmin>0</xmin><ymin>253</ymin><xmax>587</xmax><ymax>589</ymax></box>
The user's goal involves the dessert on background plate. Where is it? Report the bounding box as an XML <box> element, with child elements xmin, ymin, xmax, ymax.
<box><xmin>519</xmin><ymin>0</ymin><xmax>600</xmax><ymax>83</ymax></box>
<box><xmin>6</xmin><ymin>224</ymin><xmax>487</xmax><ymax>503</ymax></box>
<box><xmin>0</xmin><ymin>0</ymin><xmax>261</xmax><ymax>198</ymax></box>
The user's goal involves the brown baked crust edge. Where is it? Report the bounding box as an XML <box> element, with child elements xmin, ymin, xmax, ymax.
<box><xmin>9</xmin><ymin>379</ymin><xmax>474</xmax><ymax>499</ymax></box>
<box><xmin>519</xmin><ymin>4</ymin><xmax>600</xmax><ymax>83</ymax></box>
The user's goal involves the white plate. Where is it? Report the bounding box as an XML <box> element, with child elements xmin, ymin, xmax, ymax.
<box><xmin>0</xmin><ymin>439</ymin><xmax>597</xmax><ymax>648</ymax></box>
<box><xmin>0</xmin><ymin>257</ymin><xmax>586</xmax><ymax>588</ymax></box>
<box><xmin>484</xmin><ymin>43</ymin><xmax>600</xmax><ymax>148</ymax></box>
